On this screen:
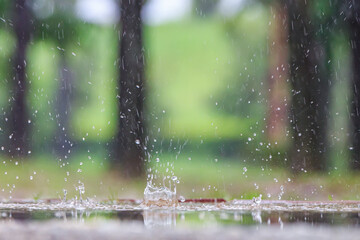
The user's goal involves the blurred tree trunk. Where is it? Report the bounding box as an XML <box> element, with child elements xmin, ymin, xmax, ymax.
<box><xmin>348</xmin><ymin>1</ymin><xmax>360</xmax><ymax>169</ymax></box>
<box><xmin>266</xmin><ymin>1</ymin><xmax>289</xmax><ymax>146</ymax></box>
<box><xmin>9</xmin><ymin>0</ymin><xmax>31</xmax><ymax>157</ymax></box>
<box><xmin>115</xmin><ymin>0</ymin><xmax>145</xmax><ymax>177</ymax></box>
<box><xmin>287</xmin><ymin>0</ymin><xmax>331</xmax><ymax>172</ymax></box>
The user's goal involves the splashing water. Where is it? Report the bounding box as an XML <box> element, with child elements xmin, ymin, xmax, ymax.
<box><xmin>62</xmin><ymin>189</ymin><xmax>67</xmax><ymax>202</ymax></box>
<box><xmin>252</xmin><ymin>194</ymin><xmax>262</xmax><ymax>205</ymax></box>
<box><xmin>144</xmin><ymin>151</ymin><xmax>178</xmax><ymax>207</ymax></box>
<box><xmin>75</xmin><ymin>182</ymin><xmax>85</xmax><ymax>203</ymax></box>
<box><xmin>143</xmin><ymin>180</ymin><xmax>177</xmax><ymax>207</ymax></box>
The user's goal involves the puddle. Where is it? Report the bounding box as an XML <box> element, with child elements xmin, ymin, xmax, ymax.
<box><xmin>1</xmin><ymin>209</ymin><xmax>360</xmax><ymax>227</ymax></box>
<box><xmin>0</xmin><ymin>200</ymin><xmax>359</xmax><ymax>228</ymax></box>
<box><xmin>0</xmin><ymin>201</ymin><xmax>359</xmax><ymax>240</ymax></box>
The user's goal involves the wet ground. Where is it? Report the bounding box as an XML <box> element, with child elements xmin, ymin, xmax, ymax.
<box><xmin>0</xmin><ymin>200</ymin><xmax>359</xmax><ymax>239</ymax></box>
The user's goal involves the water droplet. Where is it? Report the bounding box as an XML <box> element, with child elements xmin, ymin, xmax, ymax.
<box><xmin>253</xmin><ymin>194</ymin><xmax>262</xmax><ymax>205</ymax></box>
<box><xmin>179</xmin><ymin>196</ymin><xmax>185</xmax><ymax>203</ymax></box>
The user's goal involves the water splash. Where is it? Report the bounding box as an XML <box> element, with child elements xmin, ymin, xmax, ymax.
<box><xmin>62</xmin><ymin>189</ymin><xmax>67</xmax><ymax>202</ymax></box>
<box><xmin>143</xmin><ymin>180</ymin><xmax>177</xmax><ymax>207</ymax></box>
<box><xmin>252</xmin><ymin>194</ymin><xmax>262</xmax><ymax>205</ymax></box>
<box><xmin>74</xmin><ymin>182</ymin><xmax>85</xmax><ymax>204</ymax></box>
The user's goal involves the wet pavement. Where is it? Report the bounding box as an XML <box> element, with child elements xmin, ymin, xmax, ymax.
<box><xmin>0</xmin><ymin>221</ymin><xmax>359</xmax><ymax>240</ymax></box>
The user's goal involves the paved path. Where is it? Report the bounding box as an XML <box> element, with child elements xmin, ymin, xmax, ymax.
<box><xmin>0</xmin><ymin>221</ymin><xmax>359</xmax><ymax>240</ymax></box>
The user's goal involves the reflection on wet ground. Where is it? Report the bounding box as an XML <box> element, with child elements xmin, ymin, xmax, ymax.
<box><xmin>0</xmin><ymin>201</ymin><xmax>360</xmax><ymax>228</ymax></box>
<box><xmin>0</xmin><ymin>201</ymin><xmax>359</xmax><ymax>240</ymax></box>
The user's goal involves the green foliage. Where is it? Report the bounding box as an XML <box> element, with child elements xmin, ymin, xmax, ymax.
<box><xmin>145</xmin><ymin>19</ymin><xmax>233</xmax><ymax>139</ymax></box>
<box><xmin>0</xmin><ymin>0</ymin><xmax>11</xmax><ymax>17</ymax></box>
<box><xmin>32</xmin><ymin>192</ymin><xmax>42</xmax><ymax>202</ymax></box>
<box><xmin>220</xmin><ymin>6</ymin><xmax>268</xmax><ymax>114</ymax></box>
<box><xmin>68</xmin><ymin>25</ymin><xmax>118</xmax><ymax>141</ymax></box>
<box><xmin>310</xmin><ymin>0</ymin><xmax>340</xmax><ymax>25</ymax></box>
<box><xmin>0</xmin><ymin>8</ymin><xmax>273</xmax><ymax>149</ymax></box>
<box><xmin>193</xmin><ymin>0</ymin><xmax>220</xmax><ymax>17</ymax></box>
<box><xmin>27</xmin><ymin>41</ymin><xmax>60</xmax><ymax>145</ymax></box>
<box><xmin>145</xmin><ymin>15</ymin><xmax>269</xmax><ymax>141</ymax></box>
<box><xmin>216</xmin><ymin>5</ymin><xmax>269</xmax><ymax>136</ymax></box>
<box><xmin>107</xmin><ymin>187</ymin><xmax>119</xmax><ymax>202</ymax></box>
<box><xmin>0</xmin><ymin>28</ymin><xmax>14</xmax><ymax>112</ymax></box>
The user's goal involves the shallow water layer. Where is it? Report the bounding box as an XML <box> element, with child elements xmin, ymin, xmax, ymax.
<box><xmin>0</xmin><ymin>200</ymin><xmax>359</xmax><ymax>228</ymax></box>
<box><xmin>1</xmin><ymin>208</ymin><xmax>360</xmax><ymax>228</ymax></box>
<box><xmin>0</xmin><ymin>201</ymin><xmax>359</xmax><ymax>240</ymax></box>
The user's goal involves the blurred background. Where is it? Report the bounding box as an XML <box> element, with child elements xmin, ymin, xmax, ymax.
<box><xmin>0</xmin><ymin>0</ymin><xmax>359</xmax><ymax>201</ymax></box>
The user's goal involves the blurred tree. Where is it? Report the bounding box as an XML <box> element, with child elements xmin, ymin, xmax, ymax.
<box><xmin>266</xmin><ymin>0</ymin><xmax>289</xmax><ymax>147</ymax></box>
<box><xmin>49</xmin><ymin>18</ymin><xmax>76</xmax><ymax>160</ymax></box>
<box><xmin>215</xmin><ymin>5</ymin><xmax>269</xmax><ymax>158</ymax></box>
<box><xmin>30</xmin><ymin>1</ymin><xmax>78</xmax><ymax>158</ymax></box>
<box><xmin>115</xmin><ymin>0</ymin><xmax>145</xmax><ymax>177</ymax></box>
<box><xmin>347</xmin><ymin>0</ymin><xmax>360</xmax><ymax>169</ymax></box>
<box><xmin>8</xmin><ymin>0</ymin><xmax>32</xmax><ymax>157</ymax></box>
<box><xmin>0</xmin><ymin>0</ymin><xmax>11</xmax><ymax>18</ymax></box>
<box><xmin>193</xmin><ymin>0</ymin><xmax>219</xmax><ymax>17</ymax></box>
<box><xmin>286</xmin><ymin>0</ymin><xmax>335</xmax><ymax>172</ymax></box>
<box><xmin>54</xmin><ymin>50</ymin><xmax>73</xmax><ymax>158</ymax></box>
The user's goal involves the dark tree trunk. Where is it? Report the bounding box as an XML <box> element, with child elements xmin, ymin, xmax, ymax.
<box><xmin>287</xmin><ymin>0</ymin><xmax>331</xmax><ymax>172</ymax></box>
<box><xmin>9</xmin><ymin>0</ymin><xmax>31</xmax><ymax>157</ymax></box>
<box><xmin>115</xmin><ymin>0</ymin><xmax>145</xmax><ymax>177</ymax></box>
<box><xmin>348</xmin><ymin>1</ymin><xmax>360</xmax><ymax>169</ymax></box>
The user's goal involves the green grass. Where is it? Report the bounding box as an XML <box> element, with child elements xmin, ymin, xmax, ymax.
<box><xmin>0</xmin><ymin>153</ymin><xmax>359</xmax><ymax>201</ymax></box>
<box><xmin>154</xmin><ymin>154</ymin><xmax>360</xmax><ymax>200</ymax></box>
<box><xmin>0</xmin><ymin>154</ymin><xmax>143</xmax><ymax>200</ymax></box>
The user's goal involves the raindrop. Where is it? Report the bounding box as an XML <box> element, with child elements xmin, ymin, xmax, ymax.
<box><xmin>179</xmin><ymin>196</ymin><xmax>185</xmax><ymax>203</ymax></box>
